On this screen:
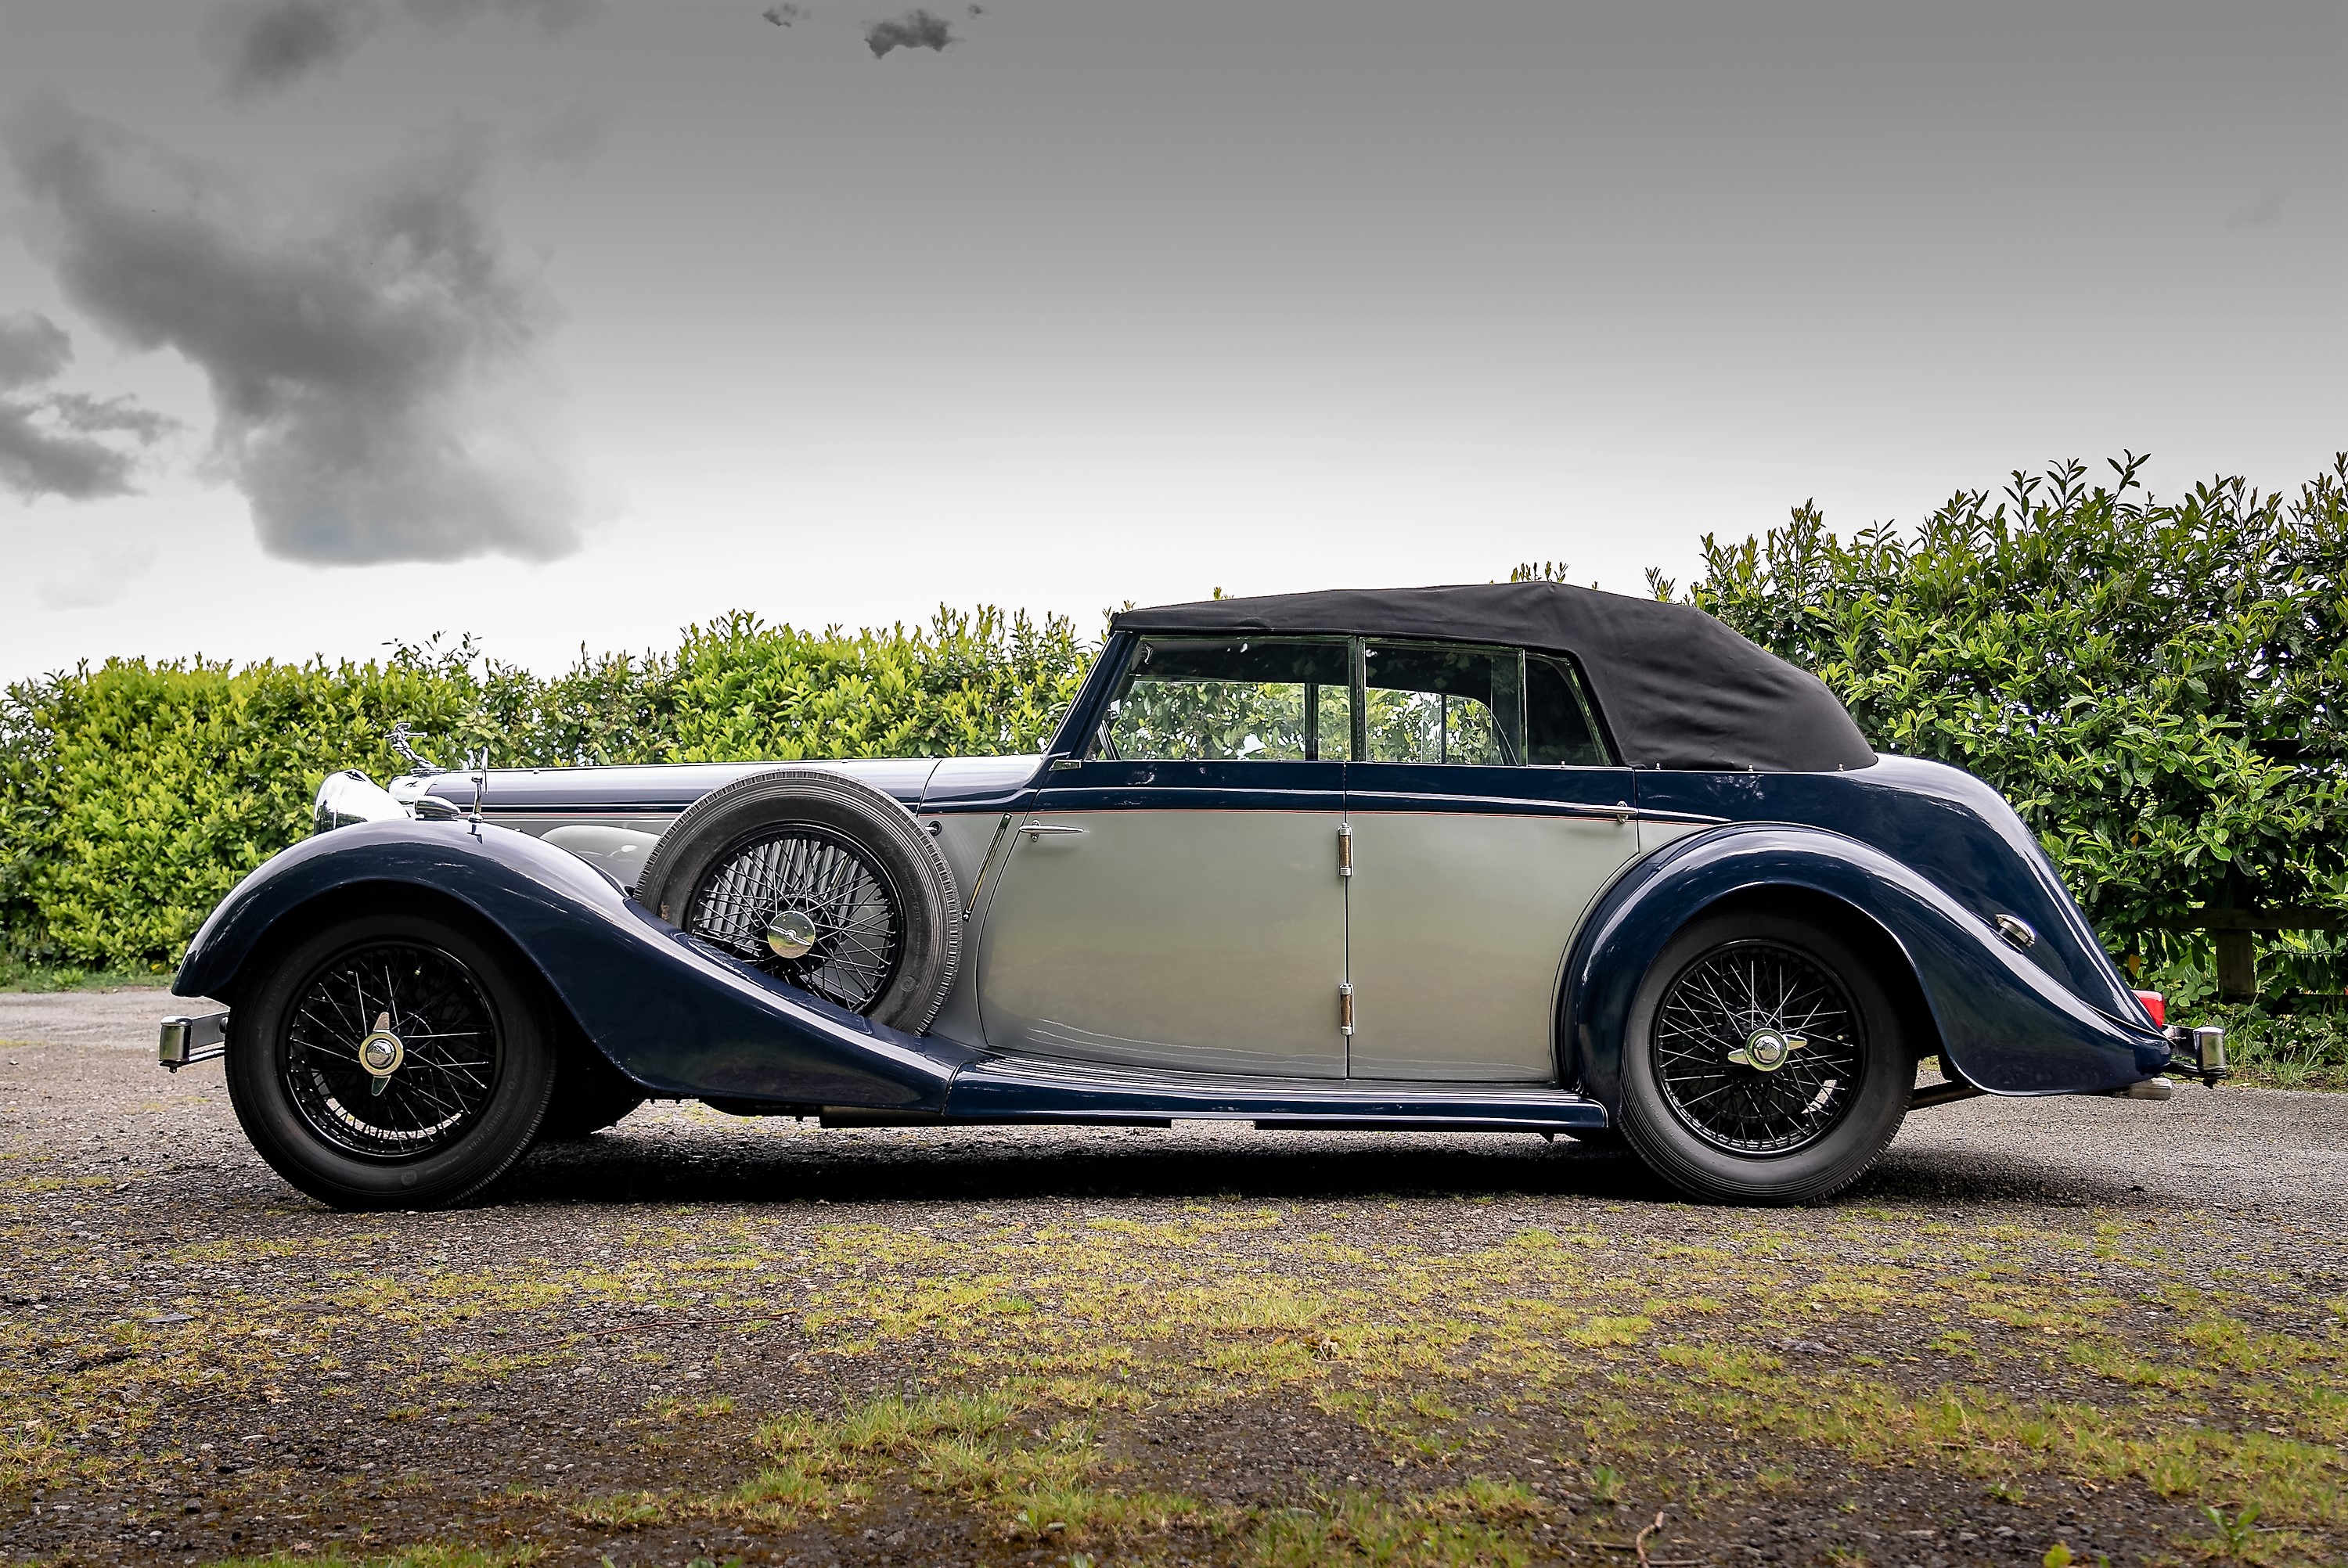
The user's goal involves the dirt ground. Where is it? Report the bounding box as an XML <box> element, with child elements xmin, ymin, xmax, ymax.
<box><xmin>2</xmin><ymin>990</ymin><xmax>2343</xmax><ymax>1568</ymax></box>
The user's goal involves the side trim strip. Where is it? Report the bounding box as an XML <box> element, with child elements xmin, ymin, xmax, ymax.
<box><xmin>945</xmin><ymin>1052</ymin><xmax>1609</xmax><ymax>1129</ymax></box>
<box><xmin>1012</xmin><ymin>800</ymin><xmax>1723</xmax><ymax>825</ymax></box>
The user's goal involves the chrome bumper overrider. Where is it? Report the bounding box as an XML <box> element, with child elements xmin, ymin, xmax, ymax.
<box><xmin>159</xmin><ymin>1011</ymin><xmax>229</xmax><ymax>1070</ymax></box>
<box><xmin>2163</xmin><ymin>1023</ymin><xmax>2228</xmax><ymax>1088</ymax></box>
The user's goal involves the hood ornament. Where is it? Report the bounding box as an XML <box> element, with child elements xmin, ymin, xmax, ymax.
<box><xmin>390</xmin><ymin>722</ymin><xmax>448</xmax><ymax>775</ymax></box>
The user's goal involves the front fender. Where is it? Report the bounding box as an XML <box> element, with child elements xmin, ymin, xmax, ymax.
<box><xmin>173</xmin><ymin>820</ymin><xmax>983</xmax><ymax>1109</ymax></box>
<box><xmin>1565</xmin><ymin>823</ymin><xmax>2170</xmax><ymax>1105</ymax></box>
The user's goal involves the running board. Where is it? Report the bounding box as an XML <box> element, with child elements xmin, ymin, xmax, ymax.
<box><xmin>945</xmin><ymin>1052</ymin><xmax>1609</xmax><ymax>1132</ymax></box>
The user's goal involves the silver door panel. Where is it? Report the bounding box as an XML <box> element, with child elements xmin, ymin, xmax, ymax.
<box><xmin>1345</xmin><ymin>811</ymin><xmax>1638</xmax><ymax>1081</ymax></box>
<box><xmin>920</xmin><ymin>811</ymin><xmax>1015</xmax><ymax>1046</ymax></box>
<box><xmin>977</xmin><ymin>810</ymin><xmax>1348</xmax><ymax>1077</ymax></box>
<box><xmin>1638</xmin><ymin>819</ymin><xmax>1709</xmax><ymax>854</ymax></box>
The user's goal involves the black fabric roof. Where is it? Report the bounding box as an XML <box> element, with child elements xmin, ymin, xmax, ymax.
<box><xmin>1110</xmin><ymin>582</ymin><xmax>1876</xmax><ymax>772</ymax></box>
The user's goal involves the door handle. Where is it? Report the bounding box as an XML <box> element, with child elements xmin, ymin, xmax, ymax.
<box><xmin>1017</xmin><ymin>823</ymin><xmax>1086</xmax><ymax>838</ymax></box>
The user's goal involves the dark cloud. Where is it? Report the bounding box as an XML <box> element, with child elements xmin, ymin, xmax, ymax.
<box><xmin>0</xmin><ymin>405</ymin><xmax>142</xmax><ymax>503</ymax></box>
<box><xmin>0</xmin><ymin>310</ymin><xmax>175</xmax><ymax>504</ymax></box>
<box><xmin>863</xmin><ymin>9</ymin><xmax>953</xmax><ymax>57</ymax></box>
<box><xmin>0</xmin><ymin>311</ymin><xmax>75</xmax><ymax>390</ymax></box>
<box><xmin>762</xmin><ymin>4</ymin><xmax>808</xmax><ymax>26</ymax></box>
<box><xmin>204</xmin><ymin>0</ymin><xmax>602</xmax><ymax>100</ymax></box>
<box><xmin>48</xmin><ymin>392</ymin><xmax>182</xmax><ymax>443</ymax></box>
<box><xmin>3</xmin><ymin>98</ymin><xmax>582</xmax><ymax>563</ymax></box>
<box><xmin>204</xmin><ymin>0</ymin><xmax>384</xmax><ymax>100</ymax></box>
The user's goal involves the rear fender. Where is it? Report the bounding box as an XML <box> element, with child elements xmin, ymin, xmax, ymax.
<box><xmin>172</xmin><ymin>820</ymin><xmax>982</xmax><ymax>1109</ymax></box>
<box><xmin>1565</xmin><ymin>823</ymin><xmax>2170</xmax><ymax>1104</ymax></box>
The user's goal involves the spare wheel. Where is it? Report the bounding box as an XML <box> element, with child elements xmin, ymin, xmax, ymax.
<box><xmin>634</xmin><ymin>768</ymin><xmax>960</xmax><ymax>1034</ymax></box>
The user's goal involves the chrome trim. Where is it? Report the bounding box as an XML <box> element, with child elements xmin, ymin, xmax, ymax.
<box><xmin>1016</xmin><ymin>823</ymin><xmax>1086</xmax><ymax>838</ymax></box>
<box><xmin>313</xmin><ymin>770</ymin><xmax>409</xmax><ymax>835</ymax></box>
<box><xmin>389</xmin><ymin>721</ymin><xmax>448</xmax><ymax>775</ymax></box>
<box><xmin>765</xmin><ymin>908</ymin><xmax>819</xmax><ymax>959</ymax></box>
<box><xmin>2163</xmin><ymin>1023</ymin><xmax>2231</xmax><ymax>1085</ymax></box>
<box><xmin>1343</xmin><ymin>791</ymin><xmax>1726</xmax><ymax>825</ymax></box>
<box><xmin>962</xmin><ymin>812</ymin><xmax>1017</xmax><ymax>919</ymax></box>
<box><xmin>1993</xmin><ymin>912</ymin><xmax>2037</xmax><ymax>951</ymax></box>
<box><xmin>158</xmin><ymin>1010</ymin><xmax>229</xmax><ymax>1070</ymax></box>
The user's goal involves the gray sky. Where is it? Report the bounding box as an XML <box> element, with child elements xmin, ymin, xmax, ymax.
<box><xmin>1</xmin><ymin>0</ymin><xmax>2341</xmax><ymax>681</ymax></box>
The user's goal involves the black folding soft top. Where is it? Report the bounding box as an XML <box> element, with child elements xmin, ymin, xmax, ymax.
<box><xmin>1110</xmin><ymin>581</ymin><xmax>1876</xmax><ymax>773</ymax></box>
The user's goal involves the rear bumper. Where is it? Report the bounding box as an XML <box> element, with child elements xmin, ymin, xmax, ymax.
<box><xmin>159</xmin><ymin>1011</ymin><xmax>229</xmax><ymax>1070</ymax></box>
<box><xmin>2160</xmin><ymin>1023</ymin><xmax>2228</xmax><ymax>1087</ymax></box>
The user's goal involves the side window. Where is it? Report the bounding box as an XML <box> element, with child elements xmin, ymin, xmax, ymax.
<box><xmin>1099</xmin><ymin>637</ymin><xmax>1352</xmax><ymax>761</ymax></box>
<box><xmin>1526</xmin><ymin>653</ymin><xmax>1612</xmax><ymax>766</ymax></box>
<box><xmin>1361</xmin><ymin>641</ymin><xmax>1524</xmax><ymax>765</ymax></box>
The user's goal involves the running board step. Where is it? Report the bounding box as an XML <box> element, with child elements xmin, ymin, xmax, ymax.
<box><xmin>945</xmin><ymin>1053</ymin><xmax>1608</xmax><ymax>1132</ymax></box>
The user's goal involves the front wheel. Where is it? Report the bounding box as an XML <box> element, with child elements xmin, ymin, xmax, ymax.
<box><xmin>226</xmin><ymin>912</ymin><xmax>556</xmax><ymax>1210</ymax></box>
<box><xmin>1615</xmin><ymin>911</ymin><xmax>1911</xmax><ymax>1205</ymax></box>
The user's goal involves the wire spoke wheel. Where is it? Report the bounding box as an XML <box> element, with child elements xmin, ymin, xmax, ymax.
<box><xmin>1650</xmin><ymin>939</ymin><xmax>1866</xmax><ymax>1155</ymax></box>
<box><xmin>685</xmin><ymin>823</ymin><xmax>904</xmax><ymax>1012</ymax></box>
<box><xmin>282</xmin><ymin>940</ymin><xmax>505</xmax><ymax>1160</ymax></box>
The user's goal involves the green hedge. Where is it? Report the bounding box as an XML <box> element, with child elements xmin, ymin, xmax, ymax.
<box><xmin>9</xmin><ymin>453</ymin><xmax>2347</xmax><ymax>1008</ymax></box>
<box><xmin>1689</xmin><ymin>453</ymin><xmax>2348</xmax><ymax>998</ymax></box>
<box><xmin>0</xmin><ymin>608</ymin><xmax>1086</xmax><ymax>969</ymax></box>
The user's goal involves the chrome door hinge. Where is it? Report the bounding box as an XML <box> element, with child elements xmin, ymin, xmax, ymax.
<box><xmin>1338</xmin><ymin>982</ymin><xmax>1355</xmax><ymax>1036</ymax></box>
<box><xmin>963</xmin><ymin>811</ymin><xmax>1015</xmax><ymax>920</ymax></box>
<box><xmin>1338</xmin><ymin>822</ymin><xmax>1353</xmax><ymax>877</ymax></box>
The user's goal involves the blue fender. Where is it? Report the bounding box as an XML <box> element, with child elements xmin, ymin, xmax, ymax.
<box><xmin>1564</xmin><ymin>822</ymin><xmax>2171</xmax><ymax>1105</ymax></box>
<box><xmin>172</xmin><ymin>820</ymin><xmax>985</xmax><ymax>1109</ymax></box>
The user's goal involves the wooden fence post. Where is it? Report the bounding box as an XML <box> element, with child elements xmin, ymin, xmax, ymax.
<box><xmin>2213</xmin><ymin>930</ymin><xmax>2258</xmax><ymax>1000</ymax></box>
<box><xmin>2160</xmin><ymin>908</ymin><xmax>2343</xmax><ymax>1002</ymax></box>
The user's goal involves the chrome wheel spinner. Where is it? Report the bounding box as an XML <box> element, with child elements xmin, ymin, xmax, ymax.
<box><xmin>357</xmin><ymin>1012</ymin><xmax>405</xmax><ymax>1097</ymax></box>
<box><xmin>1730</xmin><ymin>1027</ymin><xmax>1806</xmax><ymax>1073</ymax></box>
<box><xmin>765</xmin><ymin>908</ymin><xmax>819</xmax><ymax>960</ymax></box>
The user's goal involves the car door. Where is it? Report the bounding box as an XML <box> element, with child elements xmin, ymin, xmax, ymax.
<box><xmin>1344</xmin><ymin>641</ymin><xmax>1640</xmax><ymax>1081</ymax></box>
<box><xmin>974</xmin><ymin>635</ymin><xmax>1354</xmax><ymax>1077</ymax></box>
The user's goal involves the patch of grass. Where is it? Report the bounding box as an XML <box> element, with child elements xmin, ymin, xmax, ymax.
<box><xmin>1247</xmin><ymin>1487</ymin><xmax>1539</xmax><ymax>1567</ymax></box>
<box><xmin>203</xmin><ymin>1548</ymin><xmax>542</xmax><ymax>1568</ymax></box>
<box><xmin>2195</xmin><ymin>1002</ymin><xmax>2348</xmax><ymax>1091</ymax></box>
<box><xmin>569</xmin><ymin>1488</ymin><xmax>674</xmax><ymax>1528</ymax></box>
<box><xmin>668</xmin><ymin>1388</ymin><xmax>1217</xmax><ymax>1547</ymax></box>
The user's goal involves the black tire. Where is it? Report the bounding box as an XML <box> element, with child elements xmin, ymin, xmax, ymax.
<box><xmin>634</xmin><ymin>768</ymin><xmax>960</xmax><ymax>1034</ymax></box>
<box><xmin>226</xmin><ymin>912</ymin><xmax>556</xmax><ymax>1210</ymax></box>
<box><xmin>1615</xmin><ymin>910</ymin><xmax>1911</xmax><ymax>1205</ymax></box>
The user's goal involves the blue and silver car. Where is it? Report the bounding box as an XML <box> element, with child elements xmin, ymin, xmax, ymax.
<box><xmin>160</xmin><ymin>582</ymin><xmax>2224</xmax><ymax>1209</ymax></box>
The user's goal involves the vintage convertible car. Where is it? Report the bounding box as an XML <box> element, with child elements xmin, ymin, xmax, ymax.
<box><xmin>159</xmin><ymin>583</ymin><xmax>2225</xmax><ymax>1210</ymax></box>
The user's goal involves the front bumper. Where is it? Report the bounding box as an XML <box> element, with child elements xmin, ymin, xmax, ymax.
<box><xmin>159</xmin><ymin>1011</ymin><xmax>229</xmax><ymax>1070</ymax></box>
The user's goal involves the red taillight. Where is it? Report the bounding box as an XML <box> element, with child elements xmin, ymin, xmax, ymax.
<box><xmin>2134</xmin><ymin>989</ymin><xmax>2166</xmax><ymax>1028</ymax></box>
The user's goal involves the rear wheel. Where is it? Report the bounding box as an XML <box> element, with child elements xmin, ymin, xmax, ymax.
<box><xmin>227</xmin><ymin>912</ymin><xmax>556</xmax><ymax>1210</ymax></box>
<box><xmin>1616</xmin><ymin>910</ymin><xmax>1910</xmax><ymax>1204</ymax></box>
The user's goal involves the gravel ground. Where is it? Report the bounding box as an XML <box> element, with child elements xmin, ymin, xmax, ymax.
<box><xmin>2</xmin><ymin>989</ymin><xmax>2343</xmax><ymax>1568</ymax></box>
